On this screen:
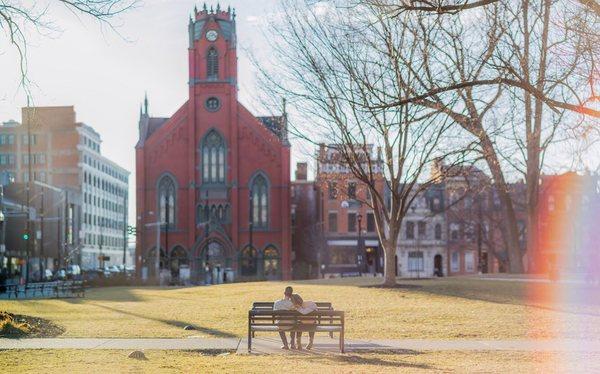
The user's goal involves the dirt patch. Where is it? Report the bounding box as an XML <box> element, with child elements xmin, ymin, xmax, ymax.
<box><xmin>0</xmin><ymin>311</ymin><xmax>64</xmax><ymax>338</ymax></box>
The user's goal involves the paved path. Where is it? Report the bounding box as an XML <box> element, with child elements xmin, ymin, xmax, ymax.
<box><xmin>2</xmin><ymin>337</ymin><xmax>600</xmax><ymax>354</ymax></box>
<box><xmin>0</xmin><ymin>338</ymin><xmax>240</xmax><ymax>350</ymax></box>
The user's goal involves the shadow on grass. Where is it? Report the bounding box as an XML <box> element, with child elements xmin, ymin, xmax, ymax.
<box><xmin>310</xmin><ymin>351</ymin><xmax>432</xmax><ymax>370</ymax></box>
<box><xmin>359</xmin><ymin>278</ymin><xmax>600</xmax><ymax>317</ymax></box>
<box><xmin>88</xmin><ymin>302</ymin><xmax>237</xmax><ymax>338</ymax></box>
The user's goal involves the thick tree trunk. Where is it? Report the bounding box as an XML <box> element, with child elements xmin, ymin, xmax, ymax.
<box><xmin>480</xmin><ymin>133</ymin><xmax>525</xmax><ymax>273</ymax></box>
<box><xmin>382</xmin><ymin>238</ymin><xmax>397</xmax><ymax>286</ymax></box>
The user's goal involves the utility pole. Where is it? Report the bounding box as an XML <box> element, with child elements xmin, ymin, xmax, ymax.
<box><xmin>99</xmin><ymin>218</ymin><xmax>104</xmax><ymax>269</ymax></box>
<box><xmin>248</xmin><ymin>188</ymin><xmax>253</xmax><ymax>254</ymax></box>
<box><xmin>39</xmin><ymin>188</ymin><xmax>44</xmax><ymax>280</ymax></box>
<box><xmin>164</xmin><ymin>193</ymin><xmax>169</xmax><ymax>270</ymax></box>
<box><xmin>25</xmin><ymin>106</ymin><xmax>33</xmax><ymax>285</ymax></box>
<box><xmin>357</xmin><ymin>213</ymin><xmax>363</xmax><ymax>276</ymax></box>
<box><xmin>122</xmin><ymin>191</ymin><xmax>127</xmax><ymax>266</ymax></box>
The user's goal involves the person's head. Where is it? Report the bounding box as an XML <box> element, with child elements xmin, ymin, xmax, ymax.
<box><xmin>284</xmin><ymin>286</ymin><xmax>293</xmax><ymax>299</ymax></box>
<box><xmin>291</xmin><ymin>293</ymin><xmax>304</xmax><ymax>307</ymax></box>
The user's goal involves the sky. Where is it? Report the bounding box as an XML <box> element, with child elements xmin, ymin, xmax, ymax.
<box><xmin>0</xmin><ymin>1</ymin><xmax>597</xmax><ymax>225</ymax></box>
<box><xmin>0</xmin><ymin>0</ymin><xmax>286</xmax><ymax>224</ymax></box>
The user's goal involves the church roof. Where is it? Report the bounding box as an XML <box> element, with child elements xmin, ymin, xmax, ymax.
<box><xmin>257</xmin><ymin>116</ymin><xmax>286</xmax><ymax>140</ymax></box>
<box><xmin>147</xmin><ymin>117</ymin><xmax>169</xmax><ymax>138</ymax></box>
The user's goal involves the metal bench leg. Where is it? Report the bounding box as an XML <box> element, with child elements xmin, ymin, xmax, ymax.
<box><xmin>248</xmin><ymin>328</ymin><xmax>252</xmax><ymax>353</ymax></box>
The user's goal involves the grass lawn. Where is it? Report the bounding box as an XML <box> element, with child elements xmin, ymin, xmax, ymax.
<box><xmin>2</xmin><ymin>349</ymin><xmax>599</xmax><ymax>373</ymax></box>
<box><xmin>0</xmin><ymin>277</ymin><xmax>598</xmax><ymax>340</ymax></box>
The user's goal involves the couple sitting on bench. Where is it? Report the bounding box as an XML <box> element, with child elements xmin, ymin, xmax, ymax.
<box><xmin>274</xmin><ymin>286</ymin><xmax>317</xmax><ymax>350</ymax></box>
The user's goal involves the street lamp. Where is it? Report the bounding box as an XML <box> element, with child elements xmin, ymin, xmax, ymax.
<box><xmin>357</xmin><ymin>213</ymin><xmax>364</xmax><ymax>276</ymax></box>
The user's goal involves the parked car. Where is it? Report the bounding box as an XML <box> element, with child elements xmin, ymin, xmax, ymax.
<box><xmin>54</xmin><ymin>269</ymin><xmax>67</xmax><ymax>280</ymax></box>
<box><xmin>66</xmin><ymin>265</ymin><xmax>81</xmax><ymax>279</ymax></box>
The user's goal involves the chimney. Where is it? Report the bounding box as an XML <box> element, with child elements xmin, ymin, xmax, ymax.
<box><xmin>295</xmin><ymin>162</ymin><xmax>308</xmax><ymax>181</ymax></box>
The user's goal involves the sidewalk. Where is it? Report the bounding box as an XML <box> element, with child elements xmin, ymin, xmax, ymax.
<box><xmin>0</xmin><ymin>337</ymin><xmax>240</xmax><ymax>350</ymax></box>
<box><xmin>2</xmin><ymin>337</ymin><xmax>600</xmax><ymax>354</ymax></box>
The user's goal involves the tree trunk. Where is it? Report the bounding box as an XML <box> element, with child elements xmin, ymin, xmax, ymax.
<box><xmin>382</xmin><ymin>238</ymin><xmax>398</xmax><ymax>286</ymax></box>
<box><xmin>480</xmin><ymin>133</ymin><xmax>525</xmax><ymax>273</ymax></box>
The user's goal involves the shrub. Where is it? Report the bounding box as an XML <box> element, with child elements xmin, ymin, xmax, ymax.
<box><xmin>0</xmin><ymin>311</ymin><xmax>31</xmax><ymax>337</ymax></box>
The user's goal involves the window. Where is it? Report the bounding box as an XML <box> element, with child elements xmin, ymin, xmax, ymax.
<box><xmin>22</xmin><ymin>134</ymin><xmax>36</xmax><ymax>145</ymax></box>
<box><xmin>418</xmin><ymin>221</ymin><xmax>426</xmax><ymax>239</ymax></box>
<box><xmin>451</xmin><ymin>251</ymin><xmax>460</xmax><ymax>272</ymax></box>
<box><xmin>406</xmin><ymin>221</ymin><xmax>415</xmax><ymax>239</ymax></box>
<box><xmin>329</xmin><ymin>246</ymin><xmax>357</xmax><ymax>265</ymax></box>
<box><xmin>408</xmin><ymin>251</ymin><xmax>424</xmax><ymax>272</ymax></box>
<box><xmin>207</xmin><ymin>47</ymin><xmax>218</xmax><ymax>79</ymax></box>
<box><xmin>202</xmin><ymin>130</ymin><xmax>226</xmax><ymax>184</ymax></box>
<box><xmin>205</xmin><ymin>97</ymin><xmax>220</xmax><ymax>112</ymax></box>
<box><xmin>435</xmin><ymin>223</ymin><xmax>442</xmax><ymax>240</ymax></box>
<box><xmin>328</xmin><ymin>181</ymin><xmax>337</xmax><ymax>200</ymax></box>
<box><xmin>328</xmin><ymin>212</ymin><xmax>338</xmax><ymax>233</ymax></box>
<box><xmin>347</xmin><ymin>182</ymin><xmax>357</xmax><ymax>199</ymax></box>
<box><xmin>465</xmin><ymin>252</ymin><xmax>475</xmax><ymax>272</ymax></box>
<box><xmin>7</xmin><ymin>135</ymin><xmax>14</xmax><ymax>145</ymax></box>
<box><xmin>348</xmin><ymin>213</ymin><xmax>357</xmax><ymax>232</ymax></box>
<box><xmin>158</xmin><ymin>175</ymin><xmax>176</xmax><ymax>227</ymax></box>
<box><xmin>251</xmin><ymin>174</ymin><xmax>269</xmax><ymax>229</ymax></box>
<box><xmin>465</xmin><ymin>222</ymin><xmax>475</xmax><ymax>242</ymax></box>
<box><xmin>450</xmin><ymin>223</ymin><xmax>460</xmax><ymax>240</ymax></box>
<box><xmin>263</xmin><ymin>246</ymin><xmax>280</xmax><ymax>277</ymax></box>
<box><xmin>366</xmin><ymin>213</ymin><xmax>375</xmax><ymax>232</ymax></box>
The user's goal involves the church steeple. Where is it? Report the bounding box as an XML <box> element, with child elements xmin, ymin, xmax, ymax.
<box><xmin>144</xmin><ymin>92</ymin><xmax>149</xmax><ymax>116</ymax></box>
<box><xmin>188</xmin><ymin>3</ymin><xmax>237</xmax><ymax>87</ymax></box>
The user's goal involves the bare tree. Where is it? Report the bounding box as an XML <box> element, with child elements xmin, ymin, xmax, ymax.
<box><xmin>0</xmin><ymin>0</ymin><xmax>137</xmax><ymax>96</ymax></box>
<box><xmin>338</xmin><ymin>0</ymin><xmax>598</xmax><ymax>272</ymax></box>
<box><xmin>259</xmin><ymin>1</ymin><xmax>472</xmax><ymax>285</ymax></box>
<box><xmin>363</xmin><ymin>0</ymin><xmax>600</xmax><ymax>21</ymax></box>
<box><xmin>351</xmin><ymin>0</ymin><xmax>600</xmax><ymax>122</ymax></box>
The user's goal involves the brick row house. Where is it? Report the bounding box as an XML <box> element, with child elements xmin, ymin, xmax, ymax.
<box><xmin>532</xmin><ymin>172</ymin><xmax>600</xmax><ymax>275</ymax></box>
<box><xmin>291</xmin><ymin>155</ymin><xmax>529</xmax><ymax>278</ymax></box>
<box><xmin>135</xmin><ymin>7</ymin><xmax>291</xmax><ymax>284</ymax></box>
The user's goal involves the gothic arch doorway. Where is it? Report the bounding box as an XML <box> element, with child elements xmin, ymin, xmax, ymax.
<box><xmin>144</xmin><ymin>247</ymin><xmax>167</xmax><ymax>279</ymax></box>
<box><xmin>170</xmin><ymin>246</ymin><xmax>189</xmax><ymax>281</ymax></box>
<box><xmin>195</xmin><ymin>240</ymin><xmax>226</xmax><ymax>284</ymax></box>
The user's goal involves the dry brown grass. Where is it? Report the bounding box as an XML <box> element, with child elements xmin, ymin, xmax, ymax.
<box><xmin>2</xmin><ymin>349</ymin><xmax>600</xmax><ymax>373</ymax></box>
<box><xmin>0</xmin><ymin>277</ymin><xmax>597</xmax><ymax>340</ymax></box>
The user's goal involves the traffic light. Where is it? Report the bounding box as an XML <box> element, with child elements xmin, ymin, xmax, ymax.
<box><xmin>22</xmin><ymin>232</ymin><xmax>29</xmax><ymax>240</ymax></box>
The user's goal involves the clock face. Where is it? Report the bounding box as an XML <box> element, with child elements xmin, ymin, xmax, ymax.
<box><xmin>206</xmin><ymin>30</ymin><xmax>218</xmax><ymax>42</ymax></box>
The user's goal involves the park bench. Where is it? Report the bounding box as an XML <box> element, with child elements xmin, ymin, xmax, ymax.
<box><xmin>250</xmin><ymin>302</ymin><xmax>335</xmax><ymax>338</ymax></box>
<box><xmin>1</xmin><ymin>281</ymin><xmax>85</xmax><ymax>299</ymax></box>
<box><xmin>247</xmin><ymin>308</ymin><xmax>345</xmax><ymax>353</ymax></box>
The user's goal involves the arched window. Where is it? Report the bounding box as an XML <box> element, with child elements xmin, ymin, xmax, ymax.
<box><xmin>251</xmin><ymin>174</ymin><xmax>269</xmax><ymax>229</ymax></box>
<box><xmin>202</xmin><ymin>130</ymin><xmax>226</xmax><ymax>184</ymax></box>
<box><xmin>263</xmin><ymin>246</ymin><xmax>280</xmax><ymax>279</ymax></box>
<box><xmin>207</xmin><ymin>48</ymin><xmax>218</xmax><ymax>80</ymax></box>
<box><xmin>197</xmin><ymin>204</ymin><xmax>209</xmax><ymax>224</ymax></box>
<box><xmin>241</xmin><ymin>246</ymin><xmax>257</xmax><ymax>276</ymax></box>
<box><xmin>158</xmin><ymin>175</ymin><xmax>176</xmax><ymax>227</ymax></box>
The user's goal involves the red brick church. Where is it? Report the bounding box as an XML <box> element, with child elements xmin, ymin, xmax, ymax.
<box><xmin>135</xmin><ymin>5</ymin><xmax>291</xmax><ymax>283</ymax></box>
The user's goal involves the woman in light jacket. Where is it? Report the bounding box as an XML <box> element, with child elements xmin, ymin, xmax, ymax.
<box><xmin>291</xmin><ymin>293</ymin><xmax>317</xmax><ymax>350</ymax></box>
